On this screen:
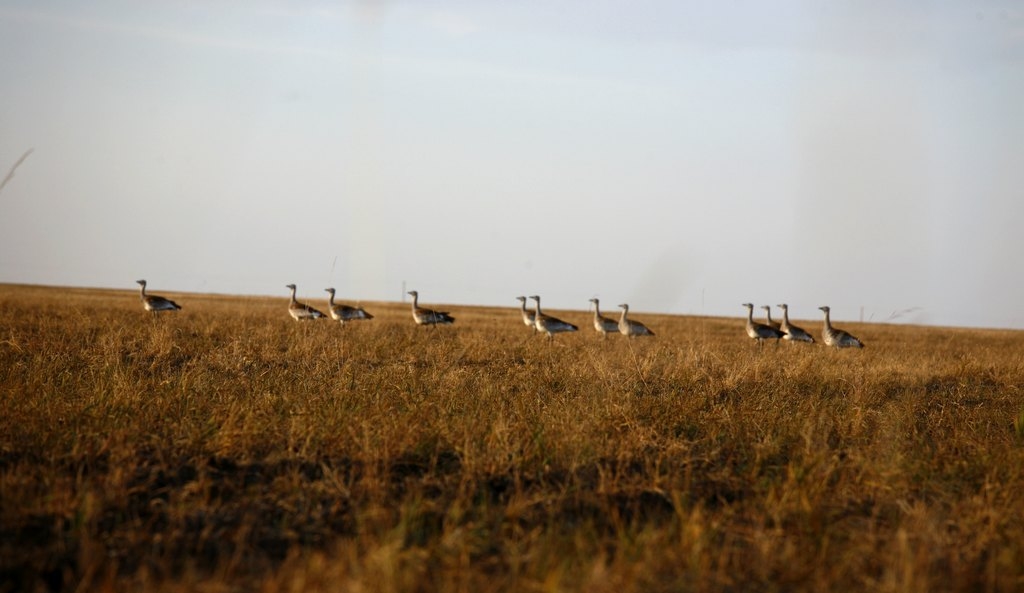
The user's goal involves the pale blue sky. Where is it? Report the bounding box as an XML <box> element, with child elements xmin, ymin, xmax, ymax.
<box><xmin>1</xmin><ymin>1</ymin><xmax>1022</xmax><ymax>328</ymax></box>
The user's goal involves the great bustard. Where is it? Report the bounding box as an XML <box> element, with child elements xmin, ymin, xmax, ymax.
<box><xmin>408</xmin><ymin>290</ymin><xmax>455</xmax><ymax>326</ymax></box>
<box><xmin>588</xmin><ymin>298</ymin><xmax>619</xmax><ymax>338</ymax></box>
<box><xmin>761</xmin><ymin>305</ymin><xmax>782</xmax><ymax>330</ymax></box>
<box><xmin>743</xmin><ymin>303</ymin><xmax>784</xmax><ymax>344</ymax></box>
<box><xmin>818</xmin><ymin>306</ymin><xmax>864</xmax><ymax>348</ymax></box>
<box><xmin>515</xmin><ymin>296</ymin><xmax>537</xmax><ymax>331</ymax></box>
<box><xmin>285</xmin><ymin>284</ymin><xmax>325</xmax><ymax>320</ymax></box>
<box><xmin>324</xmin><ymin>288</ymin><xmax>373</xmax><ymax>324</ymax></box>
<box><xmin>617</xmin><ymin>303</ymin><xmax>654</xmax><ymax>337</ymax></box>
<box><xmin>136</xmin><ymin>280</ymin><xmax>181</xmax><ymax>313</ymax></box>
<box><xmin>529</xmin><ymin>295</ymin><xmax>577</xmax><ymax>340</ymax></box>
<box><xmin>777</xmin><ymin>303</ymin><xmax>815</xmax><ymax>343</ymax></box>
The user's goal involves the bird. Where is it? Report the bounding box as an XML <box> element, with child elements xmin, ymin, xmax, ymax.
<box><xmin>818</xmin><ymin>306</ymin><xmax>864</xmax><ymax>348</ymax></box>
<box><xmin>588</xmin><ymin>298</ymin><xmax>619</xmax><ymax>338</ymax></box>
<box><xmin>761</xmin><ymin>305</ymin><xmax>782</xmax><ymax>330</ymax></box>
<box><xmin>617</xmin><ymin>303</ymin><xmax>654</xmax><ymax>337</ymax></box>
<box><xmin>515</xmin><ymin>296</ymin><xmax>536</xmax><ymax>331</ymax></box>
<box><xmin>324</xmin><ymin>288</ymin><xmax>373</xmax><ymax>324</ymax></box>
<box><xmin>776</xmin><ymin>303</ymin><xmax>815</xmax><ymax>343</ymax></box>
<box><xmin>742</xmin><ymin>303</ymin><xmax>784</xmax><ymax>345</ymax></box>
<box><xmin>408</xmin><ymin>290</ymin><xmax>455</xmax><ymax>326</ymax></box>
<box><xmin>135</xmin><ymin>280</ymin><xmax>181</xmax><ymax>313</ymax></box>
<box><xmin>285</xmin><ymin>284</ymin><xmax>325</xmax><ymax>320</ymax></box>
<box><xmin>529</xmin><ymin>295</ymin><xmax>577</xmax><ymax>340</ymax></box>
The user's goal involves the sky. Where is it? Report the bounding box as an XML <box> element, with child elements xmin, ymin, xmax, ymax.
<box><xmin>1</xmin><ymin>1</ymin><xmax>1023</xmax><ymax>329</ymax></box>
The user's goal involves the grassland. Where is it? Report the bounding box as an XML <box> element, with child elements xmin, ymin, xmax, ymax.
<box><xmin>1</xmin><ymin>283</ymin><xmax>1023</xmax><ymax>593</ymax></box>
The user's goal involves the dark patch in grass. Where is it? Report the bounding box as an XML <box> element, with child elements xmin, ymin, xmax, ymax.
<box><xmin>0</xmin><ymin>514</ymin><xmax>76</xmax><ymax>593</ymax></box>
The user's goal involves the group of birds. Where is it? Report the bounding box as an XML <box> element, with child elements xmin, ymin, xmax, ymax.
<box><xmin>135</xmin><ymin>280</ymin><xmax>862</xmax><ymax>348</ymax></box>
<box><xmin>743</xmin><ymin>303</ymin><xmax>864</xmax><ymax>348</ymax></box>
<box><xmin>515</xmin><ymin>296</ymin><xmax>654</xmax><ymax>340</ymax></box>
<box><xmin>284</xmin><ymin>283</ymin><xmax>376</xmax><ymax>323</ymax></box>
<box><xmin>285</xmin><ymin>286</ymin><xmax>457</xmax><ymax>327</ymax></box>
<box><xmin>136</xmin><ymin>279</ymin><xmax>375</xmax><ymax>324</ymax></box>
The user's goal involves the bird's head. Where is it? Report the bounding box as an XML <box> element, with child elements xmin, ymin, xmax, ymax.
<box><xmin>618</xmin><ymin>303</ymin><xmax>628</xmax><ymax>310</ymax></box>
<box><xmin>407</xmin><ymin>290</ymin><xmax>418</xmax><ymax>297</ymax></box>
<box><xmin>136</xmin><ymin>280</ymin><xmax>147</xmax><ymax>287</ymax></box>
<box><xmin>286</xmin><ymin>284</ymin><xmax>296</xmax><ymax>290</ymax></box>
<box><xmin>777</xmin><ymin>303</ymin><xmax>788</xmax><ymax>309</ymax></box>
<box><xmin>818</xmin><ymin>306</ymin><xmax>830</xmax><ymax>313</ymax></box>
<box><xmin>324</xmin><ymin>288</ymin><xmax>335</xmax><ymax>294</ymax></box>
<box><xmin>515</xmin><ymin>296</ymin><xmax>526</xmax><ymax>303</ymax></box>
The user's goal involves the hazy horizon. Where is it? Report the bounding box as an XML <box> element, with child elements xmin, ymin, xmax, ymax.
<box><xmin>2</xmin><ymin>2</ymin><xmax>1022</xmax><ymax>330</ymax></box>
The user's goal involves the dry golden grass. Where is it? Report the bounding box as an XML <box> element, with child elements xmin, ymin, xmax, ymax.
<box><xmin>1</xmin><ymin>283</ymin><xmax>1023</xmax><ymax>592</ymax></box>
